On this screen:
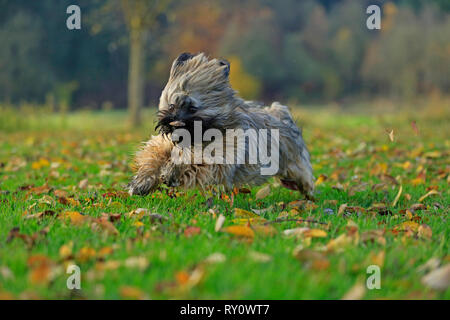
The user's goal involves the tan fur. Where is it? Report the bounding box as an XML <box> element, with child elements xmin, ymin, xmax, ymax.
<box><xmin>128</xmin><ymin>53</ymin><xmax>315</xmax><ymax>199</ymax></box>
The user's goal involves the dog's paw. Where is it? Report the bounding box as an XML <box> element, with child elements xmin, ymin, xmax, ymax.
<box><xmin>127</xmin><ymin>176</ymin><xmax>155</xmax><ymax>196</ymax></box>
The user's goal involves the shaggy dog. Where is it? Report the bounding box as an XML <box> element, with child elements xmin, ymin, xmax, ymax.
<box><xmin>127</xmin><ymin>52</ymin><xmax>315</xmax><ymax>199</ymax></box>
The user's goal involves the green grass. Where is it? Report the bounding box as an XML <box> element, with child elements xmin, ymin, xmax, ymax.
<box><xmin>0</xmin><ymin>105</ymin><xmax>448</xmax><ymax>299</ymax></box>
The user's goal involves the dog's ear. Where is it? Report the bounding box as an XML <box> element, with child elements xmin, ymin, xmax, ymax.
<box><xmin>175</xmin><ymin>52</ymin><xmax>194</xmax><ymax>67</ymax></box>
<box><xmin>219</xmin><ymin>59</ymin><xmax>230</xmax><ymax>77</ymax></box>
<box><xmin>170</xmin><ymin>52</ymin><xmax>194</xmax><ymax>76</ymax></box>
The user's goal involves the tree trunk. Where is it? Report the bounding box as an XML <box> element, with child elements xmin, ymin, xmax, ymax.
<box><xmin>128</xmin><ymin>27</ymin><xmax>145</xmax><ymax>126</ymax></box>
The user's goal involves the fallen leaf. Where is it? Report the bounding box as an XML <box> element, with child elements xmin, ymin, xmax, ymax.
<box><xmin>77</xmin><ymin>247</ymin><xmax>96</xmax><ymax>262</ymax></box>
<box><xmin>124</xmin><ymin>256</ymin><xmax>149</xmax><ymax>270</ymax></box>
<box><xmin>255</xmin><ymin>185</ymin><xmax>271</xmax><ymax>199</ymax></box>
<box><xmin>222</xmin><ymin>225</ymin><xmax>254</xmax><ymax>238</ymax></box>
<box><xmin>315</xmin><ymin>174</ymin><xmax>327</xmax><ymax>186</ymax></box>
<box><xmin>421</xmin><ymin>264</ymin><xmax>450</xmax><ymax>291</ymax></box>
<box><xmin>234</xmin><ymin>208</ymin><xmax>259</xmax><ymax>218</ymax></box>
<box><xmin>91</xmin><ymin>217</ymin><xmax>119</xmax><ymax>235</ymax></box>
<box><xmin>78</xmin><ymin>179</ymin><xmax>89</xmax><ymax>189</ymax></box>
<box><xmin>418</xmin><ymin>224</ymin><xmax>432</xmax><ymax>239</ymax></box>
<box><xmin>342</xmin><ymin>282</ymin><xmax>366</xmax><ymax>300</ymax></box>
<box><xmin>214</xmin><ymin>214</ymin><xmax>225</xmax><ymax>232</ymax></box>
<box><xmin>59</xmin><ymin>211</ymin><xmax>88</xmax><ymax>225</ymax></box>
<box><xmin>204</xmin><ymin>253</ymin><xmax>226</xmax><ymax>264</ymax></box>
<box><xmin>184</xmin><ymin>226</ymin><xmax>201</xmax><ymax>237</ymax></box>
<box><xmin>392</xmin><ymin>185</ymin><xmax>403</xmax><ymax>207</ymax></box>
<box><xmin>418</xmin><ymin>190</ymin><xmax>440</xmax><ymax>203</ymax></box>
<box><xmin>120</xmin><ymin>286</ymin><xmax>146</xmax><ymax>300</ymax></box>
<box><xmin>249</xmin><ymin>251</ymin><xmax>272</xmax><ymax>263</ymax></box>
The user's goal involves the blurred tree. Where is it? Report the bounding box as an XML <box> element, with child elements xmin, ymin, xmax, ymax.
<box><xmin>0</xmin><ymin>12</ymin><xmax>54</xmax><ymax>103</ymax></box>
<box><xmin>120</xmin><ymin>0</ymin><xmax>173</xmax><ymax>126</ymax></box>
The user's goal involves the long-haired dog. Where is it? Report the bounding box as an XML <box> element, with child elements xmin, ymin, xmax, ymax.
<box><xmin>127</xmin><ymin>52</ymin><xmax>315</xmax><ymax>199</ymax></box>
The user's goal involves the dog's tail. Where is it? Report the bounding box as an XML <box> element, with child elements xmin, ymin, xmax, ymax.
<box><xmin>266</xmin><ymin>102</ymin><xmax>300</xmax><ymax>132</ymax></box>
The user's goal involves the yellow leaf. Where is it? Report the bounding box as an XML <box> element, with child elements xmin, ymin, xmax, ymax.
<box><xmin>222</xmin><ymin>225</ymin><xmax>255</xmax><ymax>238</ymax></box>
<box><xmin>77</xmin><ymin>247</ymin><xmax>96</xmax><ymax>262</ymax></box>
<box><xmin>342</xmin><ymin>282</ymin><xmax>366</xmax><ymax>300</ymax></box>
<box><xmin>31</xmin><ymin>158</ymin><xmax>50</xmax><ymax>170</ymax></box>
<box><xmin>388</xmin><ymin>129</ymin><xmax>394</xmax><ymax>142</ymax></box>
<box><xmin>418</xmin><ymin>190</ymin><xmax>440</xmax><ymax>203</ymax></box>
<box><xmin>395</xmin><ymin>221</ymin><xmax>420</xmax><ymax>232</ymax></box>
<box><xmin>315</xmin><ymin>174</ymin><xmax>327</xmax><ymax>186</ymax></box>
<box><xmin>120</xmin><ymin>286</ymin><xmax>145</xmax><ymax>300</ymax></box>
<box><xmin>231</xmin><ymin>218</ymin><xmax>266</xmax><ymax>225</ymax></box>
<box><xmin>234</xmin><ymin>208</ymin><xmax>259</xmax><ymax>218</ymax></box>
<box><xmin>392</xmin><ymin>185</ymin><xmax>403</xmax><ymax>207</ymax></box>
<box><xmin>133</xmin><ymin>221</ymin><xmax>144</xmax><ymax>227</ymax></box>
<box><xmin>369</xmin><ymin>251</ymin><xmax>385</xmax><ymax>267</ymax></box>
<box><xmin>304</xmin><ymin>229</ymin><xmax>328</xmax><ymax>238</ymax></box>
<box><xmin>251</xmin><ymin>225</ymin><xmax>278</xmax><ymax>237</ymax></box>
<box><xmin>60</xmin><ymin>211</ymin><xmax>88</xmax><ymax>225</ymax></box>
<box><xmin>59</xmin><ymin>242</ymin><xmax>73</xmax><ymax>260</ymax></box>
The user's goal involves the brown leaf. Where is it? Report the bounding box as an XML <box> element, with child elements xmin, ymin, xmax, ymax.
<box><xmin>255</xmin><ymin>185</ymin><xmax>271</xmax><ymax>199</ymax></box>
<box><xmin>24</xmin><ymin>210</ymin><xmax>56</xmax><ymax>220</ymax></box>
<box><xmin>78</xmin><ymin>179</ymin><xmax>89</xmax><ymax>189</ymax></box>
<box><xmin>184</xmin><ymin>226</ymin><xmax>201</xmax><ymax>238</ymax></box>
<box><xmin>91</xmin><ymin>217</ymin><xmax>119</xmax><ymax>235</ymax></box>
<box><xmin>120</xmin><ymin>286</ymin><xmax>147</xmax><ymax>300</ymax></box>
<box><xmin>418</xmin><ymin>224</ymin><xmax>432</xmax><ymax>239</ymax></box>
<box><xmin>28</xmin><ymin>184</ymin><xmax>51</xmax><ymax>196</ymax></box>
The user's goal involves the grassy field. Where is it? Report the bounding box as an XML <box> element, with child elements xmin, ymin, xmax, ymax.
<box><xmin>0</xmin><ymin>102</ymin><xmax>449</xmax><ymax>299</ymax></box>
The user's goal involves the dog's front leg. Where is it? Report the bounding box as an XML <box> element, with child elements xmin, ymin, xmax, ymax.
<box><xmin>127</xmin><ymin>135</ymin><xmax>174</xmax><ymax>195</ymax></box>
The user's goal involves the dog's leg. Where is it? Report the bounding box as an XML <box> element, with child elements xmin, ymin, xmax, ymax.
<box><xmin>127</xmin><ymin>135</ymin><xmax>174</xmax><ymax>195</ymax></box>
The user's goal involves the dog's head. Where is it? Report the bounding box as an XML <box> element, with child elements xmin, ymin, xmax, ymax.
<box><xmin>156</xmin><ymin>52</ymin><xmax>236</xmax><ymax>135</ymax></box>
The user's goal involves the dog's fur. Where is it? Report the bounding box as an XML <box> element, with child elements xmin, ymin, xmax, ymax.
<box><xmin>128</xmin><ymin>52</ymin><xmax>315</xmax><ymax>198</ymax></box>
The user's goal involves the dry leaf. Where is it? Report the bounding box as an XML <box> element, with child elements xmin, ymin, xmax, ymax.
<box><xmin>184</xmin><ymin>226</ymin><xmax>201</xmax><ymax>238</ymax></box>
<box><xmin>120</xmin><ymin>286</ymin><xmax>146</xmax><ymax>300</ymax></box>
<box><xmin>78</xmin><ymin>179</ymin><xmax>89</xmax><ymax>189</ymax></box>
<box><xmin>249</xmin><ymin>251</ymin><xmax>272</xmax><ymax>262</ymax></box>
<box><xmin>342</xmin><ymin>282</ymin><xmax>366</xmax><ymax>300</ymax></box>
<box><xmin>418</xmin><ymin>190</ymin><xmax>440</xmax><ymax>203</ymax></box>
<box><xmin>215</xmin><ymin>214</ymin><xmax>225</xmax><ymax>232</ymax></box>
<box><xmin>204</xmin><ymin>253</ymin><xmax>226</xmax><ymax>264</ymax></box>
<box><xmin>421</xmin><ymin>264</ymin><xmax>450</xmax><ymax>291</ymax></box>
<box><xmin>388</xmin><ymin>129</ymin><xmax>394</xmax><ymax>142</ymax></box>
<box><xmin>255</xmin><ymin>185</ymin><xmax>271</xmax><ymax>199</ymax></box>
<box><xmin>91</xmin><ymin>217</ymin><xmax>119</xmax><ymax>235</ymax></box>
<box><xmin>392</xmin><ymin>185</ymin><xmax>403</xmax><ymax>207</ymax></box>
<box><xmin>418</xmin><ymin>224</ymin><xmax>432</xmax><ymax>239</ymax></box>
<box><xmin>222</xmin><ymin>225</ymin><xmax>255</xmax><ymax>238</ymax></box>
<box><xmin>234</xmin><ymin>208</ymin><xmax>260</xmax><ymax>218</ymax></box>
<box><xmin>59</xmin><ymin>211</ymin><xmax>88</xmax><ymax>225</ymax></box>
